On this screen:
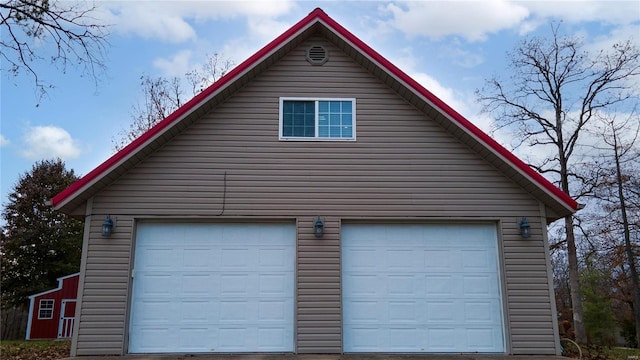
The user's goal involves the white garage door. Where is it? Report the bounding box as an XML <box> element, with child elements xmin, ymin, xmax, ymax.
<box><xmin>342</xmin><ymin>223</ymin><xmax>505</xmax><ymax>353</ymax></box>
<box><xmin>129</xmin><ymin>222</ymin><xmax>295</xmax><ymax>353</ymax></box>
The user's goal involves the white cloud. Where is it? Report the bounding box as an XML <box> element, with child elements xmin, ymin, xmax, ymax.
<box><xmin>411</xmin><ymin>71</ymin><xmax>469</xmax><ymax>115</ymax></box>
<box><xmin>21</xmin><ymin>126</ymin><xmax>82</xmax><ymax>160</ymax></box>
<box><xmin>408</xmin><ymin>69</ymin><xmax>528</xmax><ymax>156</ymax></box>
<box><xmin>390</xmin><ymin>49</ymin><xmax>475</xmax><ymax>118</ymax></box>
<box><xmin>153</xmin><ymin>50</ymin><xmax>194</xmax><ymax>77</ymax></box>
<box><xmin>386</xmin><ymin>48</ymin><xmax>526</xmax><ymax>155</ymax></box>
<box><xmin>382</xmin><ymin>1</ymin><xmax>639</xmax><ymax>41</ymax></box>
<box><xmin>516</xmin><ymin>1</ymin><xmax>640</xmax><ymax>38</ymax></box>
<box><xmin>214</xmin><ymin>15</ymin><xmax>293</xmax><ymax>69</ymax></box>
<box><xmin>0</xmin><ymin>134</ymin><xmax>9</xmax><ymax>147</ymax></box>
<box><xmin>587</xmin><ymin>24</ymin><xmax>639</xmax><ymax>55</ymax></box>
<box><xmin>99</xmin><ymin>1</ymin><xmax>296</xmax><ymax>43</ymax></box>
<box><xmin>520</xmin><ymin>1</ymin><xmax>640</xmax><ymax>26</ymax></box>
<box><xmin>442</xmin><ymin>41</ymin><xmax>485</xmax><ymax>68</ymax></box>
<box><xmin>101</xmin><ymin>3</ymin><xmax>196</xmax><ymax>43</ymax></box>
<box><xmin>383</xmin><ymin>1</ymin><xmax>530</xmax><ymax>42</ymax></box>
<box><xmin>246</xmin><ymin>16</ymin><xmax>293</xmax><ymax>43</ymax></box>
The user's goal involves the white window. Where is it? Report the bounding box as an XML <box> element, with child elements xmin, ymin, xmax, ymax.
<box><xmin>279</xmin><ymin>97</ymin><xmax>356</xmax><ymax>140</ymax></box>
<box><xmin>38</xmin><ymin>299</ymin><xmax>54</xmax><ymax>319</ymax></box>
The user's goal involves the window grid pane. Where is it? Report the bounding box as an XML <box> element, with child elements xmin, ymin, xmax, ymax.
<box><xmin>318</xmin><ymin>100</ymin><xmax>353</xmax><ymax>138</ymax></box>
<box><xmin>282</xmin><ymin>99</ymin><xmax>354</xmax><ymax>139</ymax></box>
<box><xmin>39</xmin><ymin>299</ymin><xmax>54</xmax><ymax>319</ymax></box>
<box><xmin>283</xmin><ymin>101</ymin><xmax>315</xmax><ymax>137</ymax></box>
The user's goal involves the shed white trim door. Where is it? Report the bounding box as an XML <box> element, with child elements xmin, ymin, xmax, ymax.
<box><xmin>342</xmin><ymin>223</ymin><xmax>505</xmax><ymax>353</ymax></box>
<box><xmin>129</xmin><ymin>222</ymin><xmax>295</xmax><ymax>353</ymax></box>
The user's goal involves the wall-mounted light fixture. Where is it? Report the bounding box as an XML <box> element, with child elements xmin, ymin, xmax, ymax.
<box><xmin>102</xmin><ymin>216</ymin><xmax>114</xmax><ymax>237</ymax></box>
<box><xmin>314</xmin><ymin>217</ymin><xmax>324</xmax><ymax>238</ymax></box>
<box><xmin>519</xmin><ymin>217</ymin><xmax>531</xmax><ymax>238</ymax></box>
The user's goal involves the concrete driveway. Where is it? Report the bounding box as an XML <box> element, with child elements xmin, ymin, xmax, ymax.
<box><xmin>62</xmin><ymin>354</ymin><xmax>571</xmax><ymax>360</ymax></box>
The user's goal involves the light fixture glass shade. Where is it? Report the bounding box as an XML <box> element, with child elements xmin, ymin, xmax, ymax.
<box><xmin>519</xmin><ymin>217</ymin><xmax>531</xmax><ymax>238</ymax></box>
<box><xmin>314</xmin><ymin>217</ymin><xmax>324</xmax><ymax>238</ymax></box>
<box><xmin>102</xmin><ymin>216</ymin><xmax>113</xmax><ymax>237</ymax></box>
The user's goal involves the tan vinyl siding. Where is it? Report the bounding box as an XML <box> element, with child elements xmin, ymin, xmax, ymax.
<box><xmin>74</xmin><ymin>217</ymin><xmax>132</xmax><ymax>356</ymax></box>
<box><xmin>297</xmin><ymin>217</ymin><xmax>342</xmax><ymax>353</ymax></box>
<box><xmin>503</xmin><ymin>216</ymin><xmax>556</xmax><ymax>354</ymax></box>
<box><xmin>76</xmin><ymin>36</ymin><xmax>557</xmax><ymax>355</ymax></box>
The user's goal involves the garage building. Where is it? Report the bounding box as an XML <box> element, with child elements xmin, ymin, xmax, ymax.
<box><xmin>52</xmin><ymin>8</ymin><xmax>577</xmax><ymax>357</ymax></box>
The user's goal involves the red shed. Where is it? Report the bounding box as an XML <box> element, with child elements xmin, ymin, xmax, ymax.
<box><xmin>26</xmin><ymin>273</ymin><xmax>79</xmax><ymax>340</ymax></box>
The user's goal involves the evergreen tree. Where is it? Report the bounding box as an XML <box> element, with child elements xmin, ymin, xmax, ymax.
<box><xmin>1</xmin><ymin>159</ymin><xmax>83</xmax><ymax>309</ymax></box>
<box><xmin>581</xmin><ymin>260</ymin><xmax>616</xmax><ymax>345</ymax></box>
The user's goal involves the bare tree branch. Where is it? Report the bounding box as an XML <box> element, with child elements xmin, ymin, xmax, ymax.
<box><xmin>112</xmin><ymin>54</ymin><xmax>234</xmax><ymax>151</ymax></box>
<box><xmin>0</xmin><ymin>0</ymin><xmax>110</xmax><ymax>103</ymax></box>
<box><xmin>476</xmin><ymin>21</ymin><xmax>640</xmax><ymax>344</ymax></box>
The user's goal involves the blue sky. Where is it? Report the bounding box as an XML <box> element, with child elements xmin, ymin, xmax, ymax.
<box><xmin>1</xmin><ymin>0</ymin><xmax>639</xmax><ymax>209</ymax></box>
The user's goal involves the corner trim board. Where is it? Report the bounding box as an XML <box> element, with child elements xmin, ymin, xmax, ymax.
<box><xmin>70</xmin><ymin>197</ymin><xmax>92</xmax><ymax>357</ymax></box>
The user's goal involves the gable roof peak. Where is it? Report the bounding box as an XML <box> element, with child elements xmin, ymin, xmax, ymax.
<box><xmin>51</xmin><ymin>8</ymin><xmax>577</xmax><ymax>218</ymax></box>
<box><xmin>310</xmin><ymin>7</ymin><xmax>326</xmax><ymax>15</ymax></box>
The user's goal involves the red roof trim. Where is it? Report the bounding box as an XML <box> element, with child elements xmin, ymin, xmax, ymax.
<box><xmin>28</xmin><ymin>273</ymin><xmax>80</xmax><ymax>299</ymax></box>
<box><xmin>53</xmin><ymin>8</ymin><xmax>577</xmax><ymax>212</ymax></box>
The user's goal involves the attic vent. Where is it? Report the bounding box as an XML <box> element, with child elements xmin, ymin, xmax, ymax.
<box><xmin>306</xmin><ymin>45</ymin><xmax>328</xmax><ymax>65</ymax></box>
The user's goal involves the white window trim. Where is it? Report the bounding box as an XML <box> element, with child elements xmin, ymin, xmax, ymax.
<box><xmin>279</xmin><ymin>97</ymin><xmax>356</xmax><ymax>141</ymax></box>
<box><xmin>38</xmin><ymin>299</ymin><xmax>54</xmax><ymax>319</ymax></box>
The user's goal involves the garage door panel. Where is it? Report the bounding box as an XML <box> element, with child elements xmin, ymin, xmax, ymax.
<box><xmin>181</xmin><ymin>300</ymin><xmax>211</xmax><ymax>322</ymax></box>
<box><xmin>343</xmin><ymin>248</ymin><xmax>377</xmax><ymax>269</ymax></box>
<box><xmin>343</xmin><ymin>274</ymin><xmax>379</xmax><ymax>296</ymax></box>
<box><xmin>464</xmin><ymin>274</ymin><xmax>498</xmax><ymax>296</ymax></box>
<box><xmin>388</xmin><ymin>274</ymin><xmax>419</xmax><ymax>296</ymax></box>
<box><xmin>257</xmin><ymin>327</ymin><xmax>292</xmax><ymax>349</ymax></box>
<box><xmin>427</xmin><ymin>328</ymin><xmax>456</xmax><ymax>351</ymax></box>
<box><xmin>464</xmin><ymin>300</ymin><xmax>502</xmax><ymax>323</ymax></box>
<box><xmin>259</xmin><ymin>300</ymin><xmax>289</xmax><ymax>321</ymax></box>
<box><xmin>462</xmin><ymin>249</ymin><xmax>494</xmax><ymax>269</ymax></box>
<box><xmin>213</xmin><ymin>326</ymin><xmax>293</xmax><ymax>352</ymax></box>
<box><xmin>388</xmin><ymin>327</ymin><xmax>419</xmax><ymax>350</ymax></box>
<box><xmin>220</xmin><ymin>248</ymin><xmax>252</xmax><ymax>268</ymax></box>
<box><xmin>139</xmin><ymin>247</ymin><xmax>174</xmax><ymax>269</ymax></box>
<box><xmin>424</xmin><ymin>249</ymin><xmax>455</xmax><ymax>270</ymax></box>
<box><xmin>181</xmin><ymin>274</ymin><xmax>211</xmax><ymax>295</ymax></box>
<box><xmin>183</xmin><ymin>248</ymin><xmax>210</xmax><ymax>268</ymax></box>
<box><xmin>345</xmin><ymin>326</ymin><xmax>379</xmax><ymax>351</ymax></box>
<box><xmin>425</xmin><ymin>274</ymin><xmax>455</xmax><ymax>296</ymax></box>
<box><xmin>260</xmin><ymin>274</ymin><xmax>292</xmax><ymax>296</ymax></box>
<box><xmin>129</xmin><ymin>222</ymin><xmax>295</xmax><ymax>353</ymax></box>
<box><xmin>218</xmin><ymin>327</ymin><xmax>247</xmax><ymax>350</ymax></box>
<box><xmin>388</xmin><ymin>301</ymin><xmax>419</xmax><ymax>323</ymax></box>
<box><xmin>387</xmin><ymin>249</ymin><xmax>421</xmax><ymax>269</ymax></box>
<box><xmin>259</xmin><ymin>248</ymin><xmax>289</xmax><ymax>267</ymax></box>
<box><xmin>467</xmin><ymin>327</ymin><xmax>504</xmax><ymax>350</ymax></box>
<box><xmin>345</xmin><ymin>300</ymin><xmax>378</xmax><ymax>323</ymax></box>
<box><xmin>137</xmin><ymin>273</ymin><xmax>173</xmax><ymax>295</ymax></box>
<box><xmin>130</xmin><ymin>327</ymin><xmax>172</xmax><ymax>352</ymax></box>
<box><xmin>220</xmin><ymin>273</ymin><xmax>251</xmax><ymax>295</ymax></box>
<box><xmin>177</xmin><ymin>327</ymin><xmax>211</xmax><ymax>350</ymax></box>
<box><xmin>342</xmin><ymin>223</ymin><xmax>505</xmax><ymax>353</ymax></box>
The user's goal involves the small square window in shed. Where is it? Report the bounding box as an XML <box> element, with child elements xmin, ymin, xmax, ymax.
<box><xmin>38</xmin><ymin>299</ymin><xmax>54</xmax><ymax>319</ymax></box>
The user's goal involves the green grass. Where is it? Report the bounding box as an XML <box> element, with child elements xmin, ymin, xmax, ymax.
<box><xmin>0</xmin><ymin>340</ymin><xmax>70</xmax><ymax>360</ymax></box>
<box><xmin>605</xmin><ymin>347</ymin><xmax>640</xmax><ymax>360</ymax></box>
<box><xmin>577</xmin><ymin>345</ymin><xmax>640</xmax><ymax>360</ymax></box>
